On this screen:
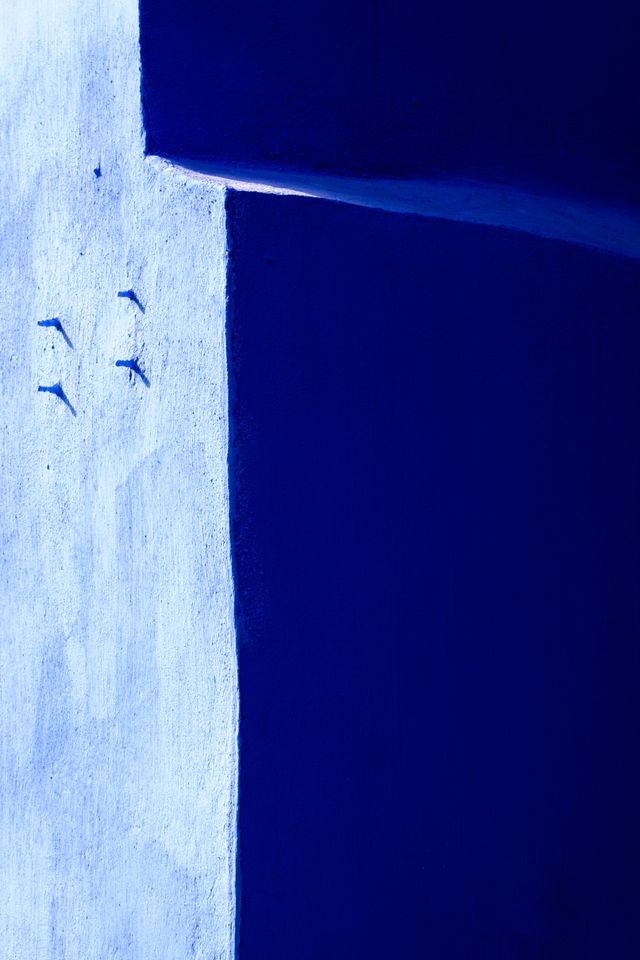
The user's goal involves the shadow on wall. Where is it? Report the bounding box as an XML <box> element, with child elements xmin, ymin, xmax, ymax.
<box><xmin>140</xmin><ymin>0</ymin><xmax>640</xmax><ymax>205</ymax></box>
<box><xmin>226</xmin><ymin>190</ymin><xmax>640</xmax><ymax>959</ymax></box>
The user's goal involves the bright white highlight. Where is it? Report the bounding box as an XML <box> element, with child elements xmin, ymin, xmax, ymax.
<box><xmin>168</xmin><ymin>159</ymin><xmax>640</xmax><ymax>261</ymax></box>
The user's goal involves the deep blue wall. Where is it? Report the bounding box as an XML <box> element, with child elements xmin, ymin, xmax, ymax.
<box><xmin>140</xmin><ymin>0</ymin><xmax>640</xmax><ymax>204</ymax></box>
<box><xmin>227</xmin><ymin>191</ymin><xmax>640</xmax><ymax>958</ymax></box>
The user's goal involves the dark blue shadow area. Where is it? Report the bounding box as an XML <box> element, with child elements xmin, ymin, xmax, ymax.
<box><xmin>140</xmin><ymin>0</ymin><xmax>640</xmax><ymax>205</ymax></box>
<box><xmin>227</xmin><ymin>191</ymin><xmax>640</xmax><ymax>958</ymax></box>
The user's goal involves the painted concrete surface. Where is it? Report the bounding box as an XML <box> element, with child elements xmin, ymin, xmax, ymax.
<box><xmin>0</xmin><ymin>2</ymin><xmax>237</xmax><ymax>957</ymax></box>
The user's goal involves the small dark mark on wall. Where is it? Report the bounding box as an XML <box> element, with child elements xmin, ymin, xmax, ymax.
<box><xmin>37</xmin><ymin>318</ymin><xmax>74</xmax><ymax>349</ymax></box>
<box><xmin>115</xmin><ymin>358</ymin><xmax>150</xmax><ymax>388</ymax></box>
<box><xmin>38</xmin><ymin>382</ymin><xmax>77</xmax><ymax>416</ymax></box>
<box><xmin>117</xmin><ymin>289</ymin><xmax>145</xmax><ymax>312</ymax></box>
<box><xmin>93</xmin><ymin>165</ymin><xmax>101</xmax><ymax>178</ymax></box>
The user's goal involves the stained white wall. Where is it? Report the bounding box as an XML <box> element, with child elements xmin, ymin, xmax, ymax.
<box><xmin>0</xmin><ymin>2</ymin><xmax>237</xmax><ymax>957</ymax></box>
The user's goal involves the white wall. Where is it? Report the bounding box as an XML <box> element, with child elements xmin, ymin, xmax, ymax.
<box><xmin>0</xmin><ymin>2</ymin><xmax>237</xmax><ymax>957</ymax></box>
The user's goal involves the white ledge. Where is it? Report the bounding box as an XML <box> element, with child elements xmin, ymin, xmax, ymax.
<box><xmin>148</xmin><ymin>156</ymin><xmax>640</xmax><ymax>261</ymax></box>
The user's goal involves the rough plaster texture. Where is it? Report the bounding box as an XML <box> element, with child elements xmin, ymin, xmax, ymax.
<box><xmin>0</xmin><ymin>1</ymin><xmax>237</xmax><ymax>957</ymax></box>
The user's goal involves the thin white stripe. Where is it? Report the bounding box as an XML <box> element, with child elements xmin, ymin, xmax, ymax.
<box><xmin>150</xmin><ymin>156</ymin><xmax>640</xmax><ymax>261</ymax></box>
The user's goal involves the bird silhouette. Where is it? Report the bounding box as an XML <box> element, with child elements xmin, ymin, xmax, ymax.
<box><xmin>38</xmin><ymin>382</ymin><xmax>77</xmax><ymax>416</ymax></box>
<box><xmin>117</xmin><ymin>289</ymin><xmax>145</xmax><ymax>312</ymax></box>
<box><xmin>115</xmin><ymin>358</ymin><xmax>150</xmax><ymax>388</ymax></box>
<box><xmin>37</xmin><ymin>317</ymin><xmax>74</xmax><ymax>349</ymax></box>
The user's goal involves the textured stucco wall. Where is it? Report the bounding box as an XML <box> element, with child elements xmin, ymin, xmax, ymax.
<box><xmin>0</xmin><ymin>1</ymin><xmax>237</xmax><ymax>957</ymax></box>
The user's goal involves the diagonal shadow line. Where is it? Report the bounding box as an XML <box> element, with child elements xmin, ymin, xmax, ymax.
<box><xmin>38</xmin><ymin>382</ymin><xmax>77</xmax><ymax>416</ymax></box>
<box><xmin>115</xmin><ymin>358</ymin><xmax>151</xmax><ymax>388</ymax></box>
<box><xmin>37</xmin><ymin>318</ymin><xmax>75</xmax><ymax>349</ymax></box>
